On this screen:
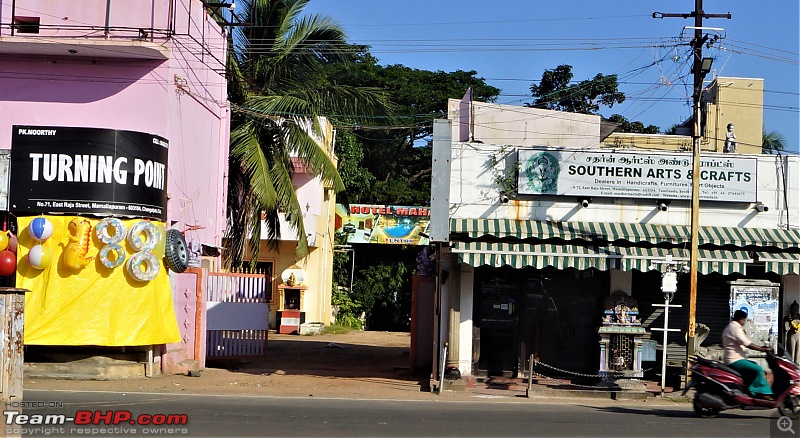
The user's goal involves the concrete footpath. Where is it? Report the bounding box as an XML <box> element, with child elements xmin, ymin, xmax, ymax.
<box><xmin>23</xmin><ymin>331</ymin><xmax>688</xmax><ymax>406</ymax></box>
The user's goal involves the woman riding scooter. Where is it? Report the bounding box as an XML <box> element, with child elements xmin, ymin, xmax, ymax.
<box><xmin>722</xmin><ymin>309</ymin><xmax>774</xmax><ymax>399</ymax></box>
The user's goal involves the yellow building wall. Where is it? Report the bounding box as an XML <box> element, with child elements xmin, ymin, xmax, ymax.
<box><xmin>602</xmin><ymin>77</ymin><xmax>763</xmax><ymax>155</ymax></box>
<box><xmin>706</xmin><ymin>77</ymin><xmax>764</xmax><ymax>154</ymax></box>
<box><xmin>603</xmin><ymin>132</ymin><xmax>693</xmax><ymax>151</ymax></box>
<box><xmin>257</xmin><ymin>118</ymin><xmax>337</xmax><ymax>328</ymax></box>
<box><xmin>260</xmin><ymin>230</ymin><xmax>334</xmax><ymax>326</ymax></box>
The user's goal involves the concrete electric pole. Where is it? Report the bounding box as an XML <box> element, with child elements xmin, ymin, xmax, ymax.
<box><xmin>653</xmin><ymin>0</ymin><xmax>730</xmax><ymax>374</ymax></box>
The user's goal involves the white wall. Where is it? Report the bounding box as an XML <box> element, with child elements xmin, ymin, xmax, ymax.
<box><xmin>448</xmin><ymin>100</ymin><xmax>600</xmax><ymax>148</ymax></box>
<box><xmin>458</xmin><ymin>266</ymin><xmax>474</xmax><ymax>376</ymax></box>
<box><xmin>449</xmin><ymin>141</ymin><xmax>799</xmax><ymax>228</ymax></box>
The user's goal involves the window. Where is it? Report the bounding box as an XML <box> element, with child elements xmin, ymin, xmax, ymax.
<box><xmin>13</xmin><ymin>16</ymin><xmax>40</xmax><ymax>34</ymax></box>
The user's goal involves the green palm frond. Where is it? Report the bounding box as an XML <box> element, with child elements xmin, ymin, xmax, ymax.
<box><xmin>230</xmin><ymin>120</ymin><xmax>279</xmax><ymax>208</ymax></box>
<box><xmin>223</xmin><ymin>0</ymin><xmax>390</xmax><ymax>268</ymax></box>
<box><xmin>281</xmin><ymin>15</ymin><xmax>348</xmax><ymax>63</ymax></box>
<box><xmin>763</xmin><ymin>129</ymin><xmax>786</xmax><ymax>155</ymax></box>
<box><xmin>245</xmin><ymin>94</ymin><xmax>311</xmax><ymax>118</ymax></box>
<box><xmin>285</xmin><ymin>122</ymin><xmax>344</xmax><ymax>190</ymax></box>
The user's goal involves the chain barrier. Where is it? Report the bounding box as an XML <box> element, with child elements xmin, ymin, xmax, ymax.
<box><xmin>533</xmin><ymin>359</ymin><xmax>654</xmax><ymax>379</ymax></box>
<box><xmin>529</xmin><ymin>367</ymin><xmax>608</xmax><ymax>390</ymax></box>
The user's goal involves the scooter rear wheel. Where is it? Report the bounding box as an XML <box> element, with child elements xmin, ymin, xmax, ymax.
<box><xmin>693</xmin><ymin>396</ymin><xmax>720</xmax><ymax>418</ymax></box>
<box><xmin>778</xmin><ymin>394</ymin><xmax>800</xmax><ymax>419</ymax></box>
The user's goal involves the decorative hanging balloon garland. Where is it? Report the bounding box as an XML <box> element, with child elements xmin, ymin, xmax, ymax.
<box><xmin>24</xmin><ymin>216</ymin><xmax>54</xmax><ymax>271</ymax></box>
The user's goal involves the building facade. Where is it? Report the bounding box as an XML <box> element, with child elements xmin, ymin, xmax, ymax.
<box><xmin>0</xmin><ymin>0</ymin><xmax>229</xmax><ymax>374</ymax></box>
<box><xmin>431</xmin><ymin>97</ymin><xmax>799</xmax><ymax>380</ymax></box>
<box><xmin>255</xmin><ymin>119</ymin><xmax>338</xmax><ymax>331</ymax></box>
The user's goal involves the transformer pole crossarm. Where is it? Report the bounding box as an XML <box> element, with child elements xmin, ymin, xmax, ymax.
<box><xmin>653</xmin><ymin>11</ymin><xmax>732</xmax><ymax>19</ymax></box>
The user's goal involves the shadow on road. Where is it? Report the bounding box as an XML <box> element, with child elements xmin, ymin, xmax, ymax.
<box><xmin>585</xmin><ymin>404</ymin><xmax>770</xmax><ymax>420</ymax></box>
<box><xmin>206</xmin><ymin>333</ymin><xmax>431</xmax><ymax>391</ymax></box>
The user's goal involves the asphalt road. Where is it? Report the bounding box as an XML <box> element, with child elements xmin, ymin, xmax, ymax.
<box><xmin>9</xmin><ymin>389</ymin><xmax>791</xmax><ymax>437</ymax></box>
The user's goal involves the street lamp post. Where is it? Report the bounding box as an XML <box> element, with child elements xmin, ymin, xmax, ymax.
<box><xmin>651</xmin><ymin>256</ymin><xmax>685</xmax><ymax>396</ymax></box>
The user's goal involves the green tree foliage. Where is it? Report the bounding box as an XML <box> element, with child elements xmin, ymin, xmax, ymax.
<box><xmin>333</xmin><ymin>130</ymin><xmax>375</xmax><ymax>205</ymax></box>
<box><xmin>763</xmin><ymin>129</ymin><xmax>786</xmax><ymax>154</ymax></box>
<box><xmin>223</xmin><ymin>0</ymin><xmax>389</xmax><ymax>268</ymax></box>
<box><xmin>326</xmin><ymin>46</ymin><xmax>501</xmax><ymax>204</ymax></box>
<box><xmin>352</xmin><ymin>260</ymin><xmax>408</xmax><ymax>330</ymax></box>
<box><xmin>324</xmin><ymin>48</ymin><xmax>500</xmax><ymax>330</ymax></box>
<box><xmin>330</xmin><ymin>241</ymin><xmax>421</xmax><ymax>331</ymax></box>
<box><xmin>526</xmin><ymin>64</ymin><xmax>625</xmax><ymax>114</ymax></box>
<box><xmin>664</xmin><ymin>123</ymin><xmax>683</xmax><ymax>135</ymax></box>
<box><xmin>607</xmin><ymin>114</ymin><xmax>661</xmax><ymax>134</ymax></box>
<box><xmin>331</xmin><ymin>287</ymin><xmax>363</xmax><ymax>329</ymax></box>
<box><xmin>330</xmin><ymin>236</ymin><xmax>363</xmax><ymax>328</ymax></box>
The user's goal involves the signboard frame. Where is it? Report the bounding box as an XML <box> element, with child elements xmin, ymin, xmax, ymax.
<box><xmin>335</xmin><ymin>204</ymin><xmax>431</xmax><ymax>245</ymax></box>
<box><xmin>9</xmin><ymin>126</ymin><xmax>168</xmax><ymax>220</ymax></box>
<box><xmin>517</xmin><ymin>148</ymin><xmax>757</xmax><ymax>202</ymax></box>
<box><xmin>729</xmin><ymin>281</ymin><xmax>780</xmax><ymax>349</ymax></box>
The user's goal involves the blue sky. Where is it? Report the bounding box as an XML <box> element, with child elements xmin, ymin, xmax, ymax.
<box><xmin>305</xmin><ymin>0</ymin><xmax>799</xmax><ymax>152</ymax></box>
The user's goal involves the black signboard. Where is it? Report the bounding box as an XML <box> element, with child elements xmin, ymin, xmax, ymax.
<box><xmin>9</xmin><ymin>126</ymin><xmax>168</xmax><ymax>220</ymax></box>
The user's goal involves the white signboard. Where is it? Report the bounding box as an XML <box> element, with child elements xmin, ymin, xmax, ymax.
<box><xmin>730</xmin><ymin>283</ymin><xmax>779</xmax><ymax>348</ymax></box>
<box><xmin>517</xmin><ymin>149</ymin><xmax>757</xmax><ymax>202</ymax></box>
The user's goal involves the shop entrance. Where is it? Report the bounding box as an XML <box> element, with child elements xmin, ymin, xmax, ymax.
<box><xmin>474</xmin><ymin>267</ymin><xmax>519</xmax><ymax>375</ymax></box>
<box><xmin>473</xmin><ymin>267</ymin><xmax>608</xmax><ymax>377</ymax></box>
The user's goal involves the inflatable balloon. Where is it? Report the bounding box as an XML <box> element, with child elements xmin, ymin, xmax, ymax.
<box><xmin>62</xmin><ymin>218</ymin><xmax>94</xmax><ymax>270</ymax></box>
<box><xmin>0</xmin><ymin>231</ymin><xmax>8</xmax><ymax>252</ymax></box>
<box><xmin>153</xmin><ymin>222</ymin><xmax>167</xmax><ymax>258</ymax></box>
<box><xmin>95</xmin><ymin>218</ymin><xmax>127</xmax><ymax>245</ymax></box>
<box><xmin>27</xmin><ymin>244</ymin><xmax>52</xmax><ymax>270</ymax></box>
<box><xmin>7</xmin><ymin>233</ymin><xmax>17</xmax><ymax>254</ymax></box>
<box><xmin>0</xmin><ymin>250</ymin><xmax>16</xmax><ymax>276</ymax></box>
<box><xmin>28</xmin><ymin>217</ymin><xmax>54</xmax><ymax>241</ymax></box>
<box><xmin>126</xmin><ymin>250</ymin><xmax>160</xmax><ymax>282</ymax></box>
<box><xmin>128</xmin><ymin>221</ymin><xmax>160</xmax><ymax>251</ymax></box>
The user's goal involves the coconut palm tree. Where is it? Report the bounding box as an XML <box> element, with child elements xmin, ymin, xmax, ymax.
<box><xmin>762</xmin><ymin>129</ymin><xmax>786</xmax><ymax>155</ymax></box>
<box><xmin>224</xmin><ymin>0</ymin><xmax>389</xmax><ymax>268</ymax></box>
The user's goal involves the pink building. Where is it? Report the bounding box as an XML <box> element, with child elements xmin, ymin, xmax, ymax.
<box><xmin>0</xmin><ymin>1</ymin><xmax>229</xmax><ymax>375</ymax></box>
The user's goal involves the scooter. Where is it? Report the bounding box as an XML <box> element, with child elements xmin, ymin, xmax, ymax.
<box><xmin>684</xmin><ymin>348</ymin><xmax>800</xmax><ymax>418</ymax></box>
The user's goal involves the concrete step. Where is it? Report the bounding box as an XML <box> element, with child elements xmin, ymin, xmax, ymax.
<box><xmin>25</xmin><ymin>346</ymin><xmax>148</xmax><ymax>364</ymax></box>
<box><xmin>161</xmin><ymin>346</ymin><xmax>203</xmax><ymax>375</ymax></box>
<box><xmin>24</xmin><ymin>361</ymin><xmax>146</xmax><ymax>380</ymax></box>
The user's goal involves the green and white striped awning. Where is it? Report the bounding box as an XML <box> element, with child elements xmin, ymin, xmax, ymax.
<box><xmin>452</xmin><ymin>242</ymin><xmax>752</xmax><ymax>275</ymax></box>
<box><xmin>452</xmin><ymin>242</ymin><xmax>619</xmax><ymax>271</ymax></box>
<box><xmin>618</xmin><ymin>247</ymin><xmax>751</xmax><ymax>275</ymax></box>
<box><xmin>756</xmin><ymin>252</ymin><xmax>800</xmax><ymax>275</ymax></box>
<box><xmin>450</xmin><ymin>219</ymin><xmax>800</xmax><ymax>249</ymax></box>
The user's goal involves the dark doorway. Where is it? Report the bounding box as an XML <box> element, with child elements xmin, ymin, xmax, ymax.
<box><xmin>474</xmin><ymin>266</ymin><xmax>519</xmax><ymax>376</ymax></box>
<box><xmin>474</xmin><ymin>266</ymin><xmax>608</xmax><ymax>377</ymax></box>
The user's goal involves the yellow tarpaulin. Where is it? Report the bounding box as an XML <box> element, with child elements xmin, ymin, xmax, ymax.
<box><xmin>17</xmin><ymin>216</ymin><xmax>181</xmax><ymax>346</ymax></box>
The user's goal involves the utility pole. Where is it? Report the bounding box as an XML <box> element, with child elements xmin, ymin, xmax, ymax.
<box><xmin>653</xmin><ymin>1</ymin><xmax>730</xmax><ymax>372</ymax></box>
